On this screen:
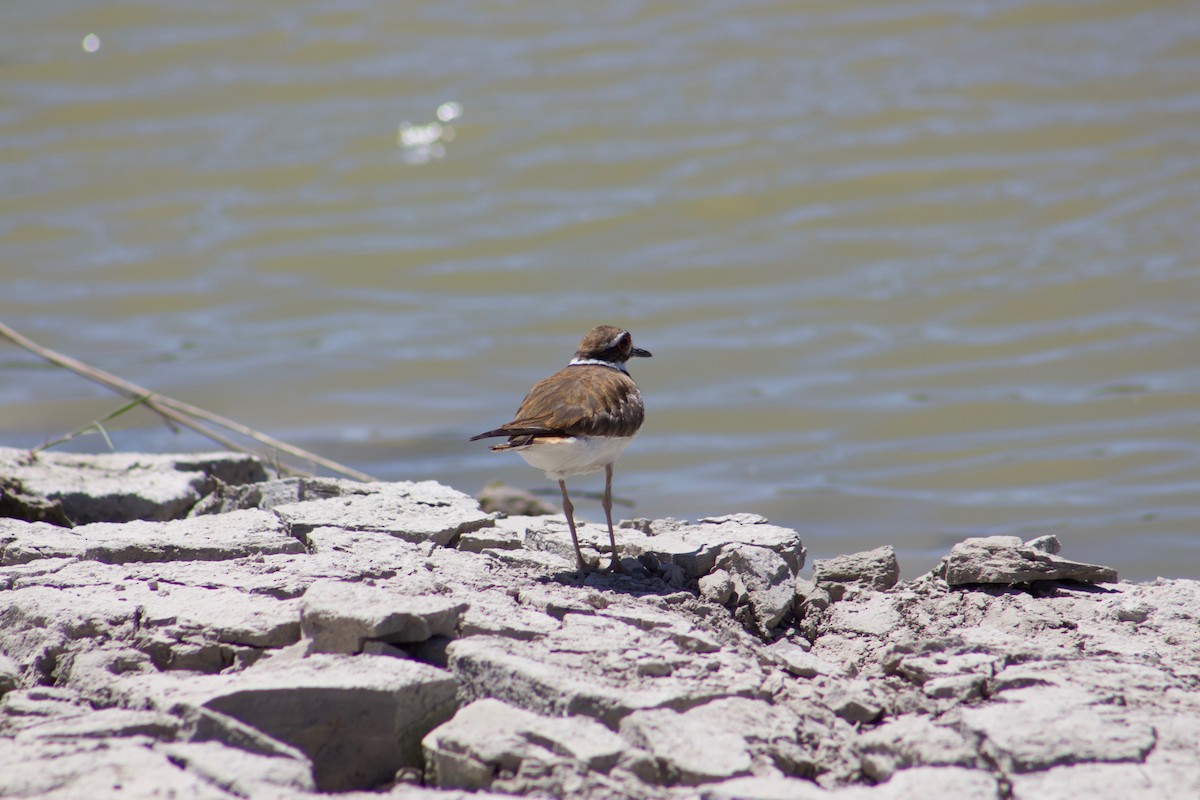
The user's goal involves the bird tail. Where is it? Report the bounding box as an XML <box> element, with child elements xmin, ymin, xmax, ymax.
<box><xmin>469</xmin><ymin>426</ymin><xmax>556</xmax><ymax>442</ymax></box>
<box><xmin>469</xmin><ymin>428</ymin><xmax>508</xmax><ymax>442</ymax></box>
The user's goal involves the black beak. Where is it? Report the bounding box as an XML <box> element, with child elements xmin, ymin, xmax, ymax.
<box><xmin>632</xmin><ymin>347</ymin><xmax>652</xmax><ymax>358</ymax></box>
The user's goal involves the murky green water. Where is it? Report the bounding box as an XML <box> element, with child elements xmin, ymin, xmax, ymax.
<box><xmin>3</xmin><ymin>0</ymin><xmax>1200</xmax><ymax>579</ymax></box>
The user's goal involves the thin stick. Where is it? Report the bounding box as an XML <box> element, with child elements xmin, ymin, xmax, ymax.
<box><xmin>0</xmin><ymin>320</ymin><xmax>378</xmax><ymax>482</ymax></box>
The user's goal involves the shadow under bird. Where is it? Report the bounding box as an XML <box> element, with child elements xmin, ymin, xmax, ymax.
<box><xmin>470</xmin><ymin>325</ymin><xmax>651</xmax><ymax>571</ymax></box>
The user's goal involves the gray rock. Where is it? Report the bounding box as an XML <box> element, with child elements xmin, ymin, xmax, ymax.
<box><xmin>457</xmin><ymin>524</ymin><xmax>526</xmax><ymax>553</ymax></box>
<box><xmin>189</xmin><ymin>475</ymin><xmax>361</xmax><ymax>516</ymax></box>
<box><xmin>768</xmin><ymin>641</ymin><xmax>845</xmax><ymax>679</ymax></box>
<box><xmin>620</xmin><ymin>707</ymin><xmax>752</xmax><ymax>784</ymax></box>
<box><xmin>1111</xmin><ymin>600</ymin><xmax>1151</xmax><ymax>623</ymax></box>
<box><xmin>274</xmin><ymin>480</ymin><xmax>494</xmax><ymax>545</ymax></box>
<box><xmin>701</xmin><ymin>775</ymin><xmax>830</xmax><ymax>799</ymax></box>
<box><xmin>515</xmin><ymin>585</ymin><xmax>602</xmax><ymax>619</ymax></box>
<box><xmin>300</xmin><ymin>580</ymin><xmax>467</xmax><ymax>653</ymax></box>
<box><xmin>0</xmin><ymin>520</ymin><xmax>82</xmax><ymax>565</ymax></box>
<box><xmin>0</xmin><ymin>653</ymin><xmax>18</xmax><ymax>699</ymax></box>
<box><xmin>812</xmin><ymin>546</ymin><xmax>900</xmax><ymax>592</ymax></box>
<box><xmin>480</xmin><ymin>545</ymin><xmax>575</xmax><ymax>571</ymax></box>
<box><xmin>476</xmin><ymin>482</ymin><xmax>558</xmax><ymax>516</ymax></box>
<box><xmin>11</xmin><ymin>706</ymin><xmax>180</xmax><ymax>743</ymax></box>
<box><xmin>857</xmin><ymin>715</ymin><xmax>979</xmax><ymax>780</ymax></box>
<box><xmin>795</xmin><ymin>577</ymin><xmax>831</xmax><ymax>611</ymax></box>
<box><xmin>1</xmin><ymin>509</ymin><xmax>304</xmax><ymax>566</ymax></box>
<box><xmin>794</xmin><ymin>577</ymin><xmax>833</xmax><ymax>641</ymax></box>
<box><xmin>823</xmin><ymin>683</ymin><xmax>884</xmax><ymax>725</ymax></box>
<box><xmin>624</xmin><ymin>514</ymin><xmax>806</xmax><ymax>579</ymax></box>
<box><xmin>880</xmin><ymin>638</ymin><xmax>1001</xmax><ymax>688</ymax></box>
<box><xmin>699</xmin><ymin>569</ymin><xmax>734</xmax><ymax>605</ymax></box>
<box><xmin>0</xmin><ymin>717</ymin><xmax>314</xmax><ymax>798</ymax></box>
<box><xmin>0</xmin><ymin>688</ymin><xmax>90</xmax><ymax>730</ymax></box>
<box><xmin>122</xmin><ymin>580</ymin><xmax>303</xmax><ymax>659</ymax></box>
<box><xmin>447</xmin><ymin>615</ymin><xmax>770</xmax><ymax>728</ymax></box>
<box><xmin>459</xmin><ymin>591</ymin><xmax>560</xmax><ymax>640</ymax></box>
<box><xmin>0</xmin><ymin>476</ymin><xmax>72</xmax><ymax>526</ymax></box>
<box><xmin>705</xmin><ymin>767</ymin><xmax>1000</xmax><ymax>799</ymax></box>
<box><xmin>923</xmin><ymin>674</ymin><xmax>986</xmax><ymax>702</ymax></box>
<box><xmin>521</xmin><ymin>709</ymin><xmax>630</xmax><ymax>772</ymax></box>
<box><xmin>960</xmin><ymin>690</ymin><xmax>1155</xmax><ymax>773</ymax></box>
<box><xmin>716</xmin><ymin>545</ymin><xmax>796</xmax><ymax>631</ymax></box>
<box><xmin>423</xmin><ymin>698</ymin><xmax>629</xmax><ymax>790</ymax></box>
<box><xmin>619</xmin><ymin>518</ymin><xmax>655</xmax><ymax>534</ymax></box>
<box><xmin>940</xmin><ymin>535</ymin><xmax>1117</xmax><ymax>586</ymax></box>
<box><xmin>159</xmin><ymin>741</ymin><xmax>316</xmax><ymax>794</ymax></box>
<box><xmin>0</xmin><ymin>446</ymin><xmax>269</xmax><ymax>525</ymax></box>
<box><xmin>1024</xmin><ymin>534</ymin><xmax>1061</xmax><ymax>554</ymax></box>
<box><xmin>819</xmin><ymin>589</ymin><xmax>904</xmax><ymax>640</ymax></box>
<box><xmin>834</xmin><ymin>766</ymin><xmax>1000</xmax><ymax>799</ymax></box>
<box><xmin>0</xmin><ymin>687</ymin><xmax>314</xmax><ymax>796</ymax></box>
<box><xmin>973</xmin><ymin>657</ymin><xmax>1185</xmax><ymax>772</ymax></box>
<box><xmin>1009</xmin><ymin>761</ymin><xmax>1200</xmax><ymax>800</ymax></box>
<box><xmin>522</xmin><ymin>517</ymin><xmax>643</xmax><ymax>567</ymax></box>
<box><xmin>0</xmin><ymin>739</ymin><xmax>236</xmax><ymax>799</ymax></box>
<box><xmin>4</xmin><ymin>448</ymin><xmax>1200</xmax><ymax>800</ymax></box>
<box><xmin>682</xmin><ymin>697</ymin><xmax>814</xmax><ymax>777</ymax></box>
<box><xmin>1004</xmin><ymin>711</ymin><xmax>1200</xmax><ymax>799</ymax></box>
<box><xmin>0</xmin><ymin>585</ymin><xmax>140</xmax><ymax>687</ymax></box>
<box><xmin>301</xmin><ymin>524</ymin><xmax>433</xmax><ymax>566</ymax></box>
<box><xmin>197</xmin><ymin>653</ymin><xmax>458</xmax><ymax>791</ymax></box>
<box><xmin>423</xmin><ymin>698</ymin><xmax>543</xmax><ymax>789</ymax></box>
<box><xmin>184</xmin><ymin>704</ymin><xmax>312</xmax><ymax>761</ymax></box>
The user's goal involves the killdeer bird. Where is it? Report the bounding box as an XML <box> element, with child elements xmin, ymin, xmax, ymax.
<box><xmin>471</xmin><ymin>325</ymin><xmax>651</xmax><ymax>571</ymax></box>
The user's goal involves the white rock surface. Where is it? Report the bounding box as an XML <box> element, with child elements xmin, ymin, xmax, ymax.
<box><xmin>1</xmin><ymin>448</ymin><xmax>1197</xmax><ymax>800</ymax></box>
<box><xmin>423</xmin><ymin>698</ymin><xmax>633</xmax><ymax>792</ymax></box>
<box><xmin>812</xmin><ymin>546</ymin><xmax>900</xmax><ymax>591</ymax></box>
<box><xmin>716</xmin><ymin>544</ymin><xmax>796</xmax><ymax>631</ymax></box>
<box><xmin>1</xmin><ymin>447</ymin><xmax>270</xmax><ymax>525</ymax></box>
<box><xmin>1</xmin><ymin>509</ymin><xmax>303</xmax><ymax>565</ymax></box>
<box><xmin>620</xmin><ymin>706</ymin><xmax>753</xmax><ymax>784</ymax></box>
<box><xmin>624</xmin><ymin>514</ymin><xmax>806</xmax><ymax>578</ymax></box>
<box><xmin>941</xmin><ymin>535</ymin><xmax>1118</xmax><ymax>586</ymax></box>
<box><xmin>273</xmin><ymin>480</ymin><xmax>494</xmax><ymax>545</ymax></box>
<box><xmin>300</xmin><ymin>579</ymin><xmax>467</xmax><ymax>653</ymax></box>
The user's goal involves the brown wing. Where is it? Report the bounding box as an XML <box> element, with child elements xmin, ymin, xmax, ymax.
<box><xmin>471</xmin><ymin>365</ymin><xmax>644</xmax><ymax>441</ymax></box>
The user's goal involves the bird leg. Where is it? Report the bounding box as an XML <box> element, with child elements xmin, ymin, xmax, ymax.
<box><xmin>603</xmin><ymin>463</ymin><xmax>625</xmax><ymax>573</ymax></box>
<box><xmin>559</xmin><ymin>479</ymin><xmax>586</xmax><ymax>570</ymax></box>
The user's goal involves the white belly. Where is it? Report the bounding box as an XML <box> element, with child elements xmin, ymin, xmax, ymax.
<box><xmin>515</xmin><ymin>435</ymin><xmax>635</xmax><ymax>481</ymax></box>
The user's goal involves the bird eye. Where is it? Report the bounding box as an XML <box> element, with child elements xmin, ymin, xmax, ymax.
<box><xmin>617</xmin><ymin>333</ymin><xmax>632</xmax><ymax>352</ymax></box>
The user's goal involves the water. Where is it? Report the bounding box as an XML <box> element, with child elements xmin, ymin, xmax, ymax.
<box><xmin>3</xmin><ymin>0</ymin><xmax>1199</xmax><ymax>580</ymax></box>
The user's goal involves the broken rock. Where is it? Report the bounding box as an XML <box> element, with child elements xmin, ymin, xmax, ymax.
<box><xmin>856</xmin><ymin>714</ymin><xmax>979</xmax><ymax>781</ymax></box>
<box><xmin>812</xmin><ymin>546</ymin><xmax>900</xmax><ymax>592</ymax></box>
<box><xmin>0</xmin><ymin>509</ymin><xmax>303</xmax><ymax>566</ymax></box>
<box><xmin>0</xmin><ymin>446</ymin><xmax>269</xmax><ymax>525</ymax></box>
<box><xmin>447</xmin><ymin>613</ymin><xmax>771</xmax><ymax>728</ymax></box>
<box><xmin>197</xmin><ymin>653</ymin><xmax>458</xmax><ymax>791</ymax></box>
<box><xmin>624</xmin><ymin>515</ymin><xmax>806</xmax><ymax>579</ymax></box>
<box><xmin>476</xmin><ymin>482</ymin><xmax>558</xmax><ymax>516</ymax></box>
<box><xmin>300</xmin><ymin>579</ymin><xmax>467</xmax><ymax>653</ymax></box>
<box><xmin>620</xmin><ymin>707</ymin><xmax>752</xmax><ymax>785</ymax></box>
<box><xmin>716</xmin><ymin>545</ymin><xmax>795</xmax><ymax>631</ymax></box>
<box><xmin>940</xmin><ymin>536</ymin><xmax>1117</xmax><ymax>586</ymax></box>
<box><xmin>423</xmin><ymin>698</ymin><xmax>630</xmax><ymax>791</ymax></box>
<box><xmin>274</xmin><ymin>480</ymin><xmax>494</xmax><ymax>546</ymax></box>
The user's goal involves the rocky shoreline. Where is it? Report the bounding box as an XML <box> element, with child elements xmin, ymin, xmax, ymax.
<box><xmin>1</xmin><ymin>446</ymin><xmax>1197</xmax><ymax>799</ymax></box>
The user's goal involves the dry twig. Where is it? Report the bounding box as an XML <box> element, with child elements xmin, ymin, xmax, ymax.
<box><xmin>0</xmin><ymin>320</ymin><xmax>377</xmax><ymax>482</ymax></box>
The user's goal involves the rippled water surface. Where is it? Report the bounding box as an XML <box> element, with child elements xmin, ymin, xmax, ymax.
<box><xmin>3</xmin><ymin>1</ymin><xmax>1200</xmax><ymax>579</ymax></box>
